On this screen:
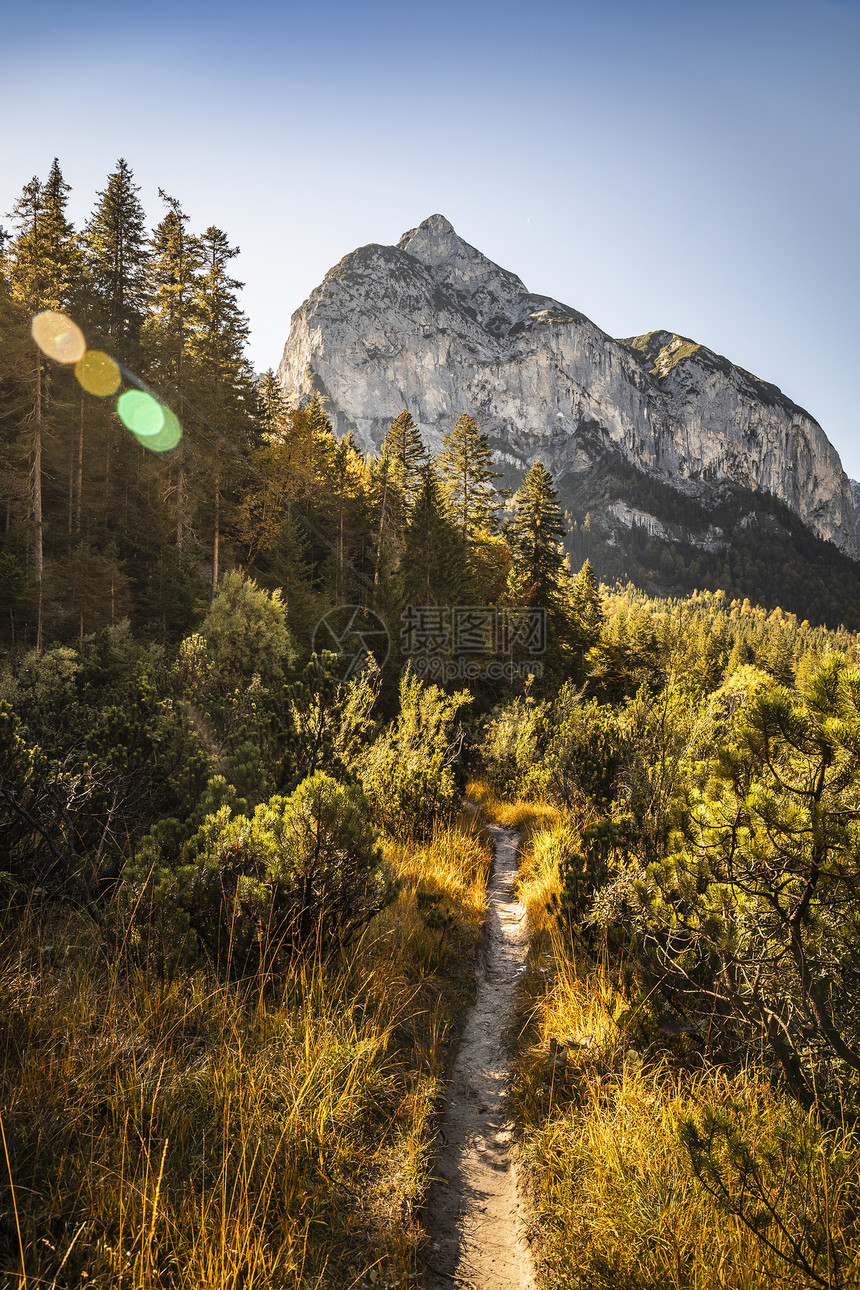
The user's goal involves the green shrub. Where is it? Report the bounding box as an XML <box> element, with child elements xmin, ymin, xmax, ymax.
<box><xmin>480</xmin><ymin>691</ymin><xmax>547</xmax><ymax>797</ymax></box>
<box><xmin>121</xmin><ymin>772</ymin><xmax>390</xmax><ymax>977</ymax></box>
<box><xmin>201</xmin><ymin>570</ymin><xmax>295</xmax><ymax>686</ymax></box>
<box><xmin>358</xmin><ymin>672</ymin><xmax>470</xmax><ymax>839</ymax></box>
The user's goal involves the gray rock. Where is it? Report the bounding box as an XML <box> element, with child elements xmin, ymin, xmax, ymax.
<box><xmin>279</xmin><ymin>215</ymin><xmax>858</xmax><ymax>558</ymax></box>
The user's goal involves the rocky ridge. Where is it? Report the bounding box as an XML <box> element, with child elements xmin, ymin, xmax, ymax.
<box><xmin>279</xmin><ymin>214</ymin><xmax>858</xmax><ymax>559</ymax></box>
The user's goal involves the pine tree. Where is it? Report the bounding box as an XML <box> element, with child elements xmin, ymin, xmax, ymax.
<box><xmin>186</xmin><ymin>225</ymin><xmax>256</xmax><ymax>585</ymax></box>
<box><xmin>505</xmin><ymin>461</ymin><xmax>567</xmax><ymax>610</ymax></box>
<box><xmin>436</xmin><ymin>413</ymin><xmax>501</xmax><ymax>542</ymax></box>
<box><xmin>399</xmin><ymin>465</ymin><xmax>465</xmax><ymax>607</ymax></box>
<box><xmin>381</xmin><ymin>407</ymin><xmax>427</xmax><ymax>504</ymax></box>
<box><xmin>6</xmin><ymin>160</ymin><xmax>82</xmax><ymax>647</ymax></box>
<box><xmin>84</xmin><ymin>159</ymin><xmax>149</xmax><ymax>358</ymax></box>
<box><xmin>258</xmin><ymin>368</ymin><xmax>289</xmax><ymax>440</ymax></box>
<box><xmin>142</xmin><ymin>190</ymin><xmax>202</xmax><ymax>551</ymax></box>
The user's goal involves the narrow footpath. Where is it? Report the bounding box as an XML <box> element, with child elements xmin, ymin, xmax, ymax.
<box><xmin>422</xmin><ymin>824</ymin><xmax>536</xmax><ymax>1290</ymax></box>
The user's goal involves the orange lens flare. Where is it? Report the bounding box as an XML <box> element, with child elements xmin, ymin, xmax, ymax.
<box><xmin>75</xmin><ymin>349</ymin><xmax>121</xmax><ymax>396</ymax></box>
<box><xmin>31</xmin><ymin>310</ymin><xmax>86</xmax><ymax>364</ymax></box>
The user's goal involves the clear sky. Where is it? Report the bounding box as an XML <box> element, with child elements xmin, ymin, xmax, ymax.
<box><xmin>3</xmin><ymin>0</ymin><xmax>859</xmax><ymax>474</ymax></box>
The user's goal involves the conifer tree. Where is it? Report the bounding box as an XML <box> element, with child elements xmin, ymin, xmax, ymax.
<box><xmin>330</xmin><ymin>431</ymin><xmax>371</xmax><ymax>602</ymax></box>
<box><xmin>436</xmin><ymin>412</ymin><xmax>501</xmax><ymax>541</ymax></box>
<box><xmin>186</xmin><ymin>225</ymin><xmax>256</xmax><ymax>585</ymax></box>
<box><xmin>567</xmin><ymin>558</ymin><xmax>604</xmax><ymax>682</ymax></box>
<box><xmin>84</xmin><ymin>159</ymin><xmax>149</xmax><ymax>357</ymax></box>
<box><xmin>373</xmin><ymin>408</ymin><xmax>427</xmax><ymax>589</ymax></box>
<box><xmin>570</xmin><ymin>559</ymin><xmax>603</xmax><ymax>650</ymax></box>
<box><xmin>381</xmin><ymin>407</ymin><xmax>427</xmax><ymax>503</ymax></box>
<box><xmin>258</xmin><ymin>369</ymin><xmax>289</xmax><ymax>440</ymax></box>
<box><xmin>505</xmin><ymin>461</ymin><xmax>575</xmax><ymax>680</ymax></box>
<box><xmin>505</xmin><ymin>461</ymin><xmax>568</xmax><ymax>610</ymax></box>
<box><xmin>142</xmin><ymin>191</ymin><xmax>201</xmax><ymax>551</ymax></box>
<box><xmin>399</xmin><ymin>465</ymin><xmax>465</xmax><ymax>607</ymax></box>
<box><xmin>7</xmin><ymin>160</ymin><xmax>81</xmax><ymax>646</ymax></box>
<box><xmin>305</xmin><ymin>393</ymin><xmax>338</xmax><ymax>486</ymax></box>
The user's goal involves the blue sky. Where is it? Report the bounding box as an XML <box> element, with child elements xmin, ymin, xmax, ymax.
<box><xmin>3</xmin><ymin>0</ymin><xmax>860</xmax><ymax>474</ymax></box>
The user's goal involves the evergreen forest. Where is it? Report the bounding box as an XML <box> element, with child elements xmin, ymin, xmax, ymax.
<box><xmin>3</xmin><ymin>159</ymin><xmax>860</xmax><ymax>1289</ymax></box>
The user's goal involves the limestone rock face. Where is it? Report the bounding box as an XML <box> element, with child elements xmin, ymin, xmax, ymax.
<box><xmin>279</xmin><ymin>215</ymin><xmax>858</xmax><ymax>558</ymax></box>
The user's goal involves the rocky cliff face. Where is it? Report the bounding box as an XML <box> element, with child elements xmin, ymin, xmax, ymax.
<box><xmin>279</xmin><ymin>214</ymin><xmax>858</xmax><ymax>559</ymax></box>
<box><xmin>851</xmin><ymin>481</ymin><xmax>860</xmax><ymax>550</ymax></box>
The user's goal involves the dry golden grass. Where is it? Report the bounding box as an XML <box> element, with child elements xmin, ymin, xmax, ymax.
<box><xmin>503</xmin><ymin>812</ymin><xmax>860</xmax><ymax>1290</ymax></box>
<box><xmin>466</xmin><ymin>780</ymin><xmax>561</xmax><ymax>839</ymax></box>
<box><xmin>0</xmin><ymin>814</ymin><xmax>491</xmax><ymax>1290</ymax></box>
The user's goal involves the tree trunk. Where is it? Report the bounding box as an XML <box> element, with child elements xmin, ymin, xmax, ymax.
<box><xmin>33</xmin><ymin>346</ymin><xmax>43</xmax><ymax>650</ymax></box>
<box><xmin>68</xmin><ymin>442</ymin><xmax>74</xmax><ymax>535</ymax></box>
<box><xmin>212</xmin><ymin>476</ymin><xmax>220</xmax><ymax>593</ymax></box>
<box><xmin>176</xmin><ymin>455</ymin><xmax>185</xmax><ymax>551</ymax></box>
<box><xmin>374</xmin><ymin>469</ymin><xmax>388</xmax><ymax>588</ymax></box>
<box><xmin>74</xmin><ymin>395</ymin><xmax>84</xmax><ymax>532</ymax></box>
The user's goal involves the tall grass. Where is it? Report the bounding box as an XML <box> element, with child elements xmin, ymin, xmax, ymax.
<box><xmin>479</xmin><ymin>794</ymin><xmax>860</xmax><ymax>1290</ymax></box>
<box><xmin>0</xmin><ymin>815</ymin><xmax>491</xmax><ymax>1289</ymax></box>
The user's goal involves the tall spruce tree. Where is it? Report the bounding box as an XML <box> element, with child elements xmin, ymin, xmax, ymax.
<box><xmin>7</xmin><ymin>160</ymin><xmax>81</xmax><ymax>647</ymax></box>
<box><xmin>436</xmin><ymin>412</ymin><xmax>501</xmax><ymax>541</ymax></box>
<box><xmin>568</xmin><ymin>557</ymin><xmax>604</xmax><ymax>681</ymax></box>
<box><xmin>84</xmin><ymin>159</ymin><xmax>149</xmax><ymax>358</ymax></box>
<box><xmin>373</xmin><ymin>408</ymin><xmax>427</xmax><ymax>589</ymax></box>
<box><xmin>258</xmin><ymin>368</ymin><xmax>289</xmax><ymax>440</ymax></box>
<box><xmin>399</xmin><ymin>465</ymin><xmax>465</xmax><ymax>607</ymax></box>
<box><xmin>505</xmin><ymin>461</ymin><xmax>568</xmax><ymax>610</ymax></box>
<box><xmin>330</xmin><ymin>431</ymin><xmax>370</xmax><ymax>602</ymax></box>
<box><xmin>142</xmin><ymin>190</ymin><xmax>201</xmax><ymax>551</ymax></box>
<box><xmin>186</xmin><ymin>226</ymin><xmax>256</xmax><ymax>588</ymax></box>
<box><xmin>381</xmin><ymin>407</ymin><xmax>427</xmax><ymax>503</ymax></box>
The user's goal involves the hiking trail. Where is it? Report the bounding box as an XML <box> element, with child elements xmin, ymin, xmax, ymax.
<box><xmin>422</xmin><ymin>824</ymin><xmax>536</xmax><ymax>1289</ymax></box>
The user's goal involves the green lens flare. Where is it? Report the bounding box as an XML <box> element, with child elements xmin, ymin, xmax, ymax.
<box><xmin>117</xmin><ymin>389</ymin><xmax>165</xmax><ymax>438</ymax></box>
<box><xmin>144</xmin><ymin>407</ymin><xmax>182</xmax><ymax>453</ymax></box>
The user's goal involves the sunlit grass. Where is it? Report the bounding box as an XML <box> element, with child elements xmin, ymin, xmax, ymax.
<box><xmin>0</xmin><ymin>814</ymin><xmax>491</xmax><ymax>1289</ymax></box>
<box><xmin>502</xmin><ymin>811</ymin><xmax>860</xmax><ymax>1289</ymax></box>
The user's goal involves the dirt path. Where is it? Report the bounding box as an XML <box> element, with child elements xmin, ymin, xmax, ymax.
<box><xmin>422</xmin><ymin>824</ymin><xmax>536</xmax><ymax>1290</ymax></box>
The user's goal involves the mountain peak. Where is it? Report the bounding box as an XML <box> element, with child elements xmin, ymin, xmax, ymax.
<box><xmin>397</xmin><ymin>213</ymin><xmax>457</xmax><ymax>252</ymax></box>
<box><xmin>396</xmin><ymin>214</ymin><xmax>528</xmax><ymax>327</ymax></box>
<box><xmin>278</xmin><ymin>219</ymin><xmax>858</xmax><ymax>559</ymax></box>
